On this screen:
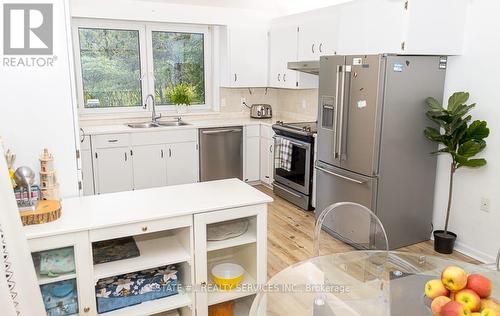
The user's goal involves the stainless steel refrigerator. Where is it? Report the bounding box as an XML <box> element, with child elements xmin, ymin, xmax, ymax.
<box><xmin>315</xmin><ymin>54</ymin><xmax>446</xmax><ymax>249</ymax></box>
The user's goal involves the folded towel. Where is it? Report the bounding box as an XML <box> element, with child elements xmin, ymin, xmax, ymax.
<box><xmin>276</xmin><ymin>137</ymin><xmax>293</xmax><ymax>172</ymax></box>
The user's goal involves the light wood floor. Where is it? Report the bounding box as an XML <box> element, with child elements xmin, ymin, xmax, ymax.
<box><xmin>256</xmin><ymin>185</ymin><xmax>479</xmax><ymax>278</ymax></box>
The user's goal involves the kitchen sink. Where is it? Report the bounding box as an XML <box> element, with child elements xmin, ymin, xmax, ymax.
<box><xmin>126</xmin><ymin>122</ymin><xmax>160</xmax><ymax>128</ymax></box>
<box><xmin>156</xmin><ymin>121</ymin><xmax>190</xmax><ymax>126</ymax></box>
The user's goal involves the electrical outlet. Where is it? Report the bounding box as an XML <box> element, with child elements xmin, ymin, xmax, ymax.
<box><xmin>480</xmin><ymin>197</ymin><xmax>490</xmax><ymax>212</ymax></box>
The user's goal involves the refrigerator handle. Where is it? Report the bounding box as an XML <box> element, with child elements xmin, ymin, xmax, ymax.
<box><xmin>333</xmin><ymin>65</ymin><xmax>341</xmax><ymax>160</ymax></box>
<box><xmin>339</xmin><ymin>65</ymin><xmax>352</xmax><ymax>160</ymax></box>
<box><xmin>315</xmin><ymin>165</ymin><xmax>365</xmax><ymax>184</ymax></box>
<box><xmin>338</xmin><ymin>66</ymin><xmax>346</xmax><ymax>160</ymax></box>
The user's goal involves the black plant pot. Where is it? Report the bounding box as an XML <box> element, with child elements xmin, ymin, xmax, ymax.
<box><xmin>433</xmin><ymin>230</ymin><xmax>457</xmax><ymax>254</ymax></box>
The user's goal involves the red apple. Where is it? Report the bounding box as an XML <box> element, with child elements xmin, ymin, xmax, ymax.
<box><xmin>481</xmin><ymin>308</ymin><xmax>500</xmax><ymax>316</ymax></box>
<box><xmin>442</xmin><ymin>266</ymin><xmax>468</xmax><ymax>291</ymax></box>
<box><xmin>426</xmin><ymin>279</ymin><xmax>451</xmax><ymax>299</ymax></box>
<box><xmin>467</xmin><ymin>274</ymin><xmax>492</xmax><ymax>298</ymax></box>
<box><xmin>481</xmin><ymin>299</ymin><xmax>500</xmax><ymax>312</ymax></box>
<box><xmin>455</xmin><ymin>289</ymin><xmax>481</xmax><ymax>312</ymax></box>
<box><xmin>441</xmin><ymin>301</ymin><xmax>472</xmax><ymax>316</ymax></box>
<box><xmin>432</xmin><ymin>296</ymin><xmax>452</xmax><ymax>315</ymax></box>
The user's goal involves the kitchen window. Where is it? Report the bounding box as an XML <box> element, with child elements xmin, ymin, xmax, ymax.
<box><xmin>72</xmin><ymin>20</ymin><xmax>212</xmax><ymax>113</ymax></box>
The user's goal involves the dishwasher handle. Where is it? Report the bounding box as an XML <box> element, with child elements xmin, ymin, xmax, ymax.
<box><xmin>201</xmin><ymin>128</ymin><xmax>242</xmax><ymax>135</ymax></box>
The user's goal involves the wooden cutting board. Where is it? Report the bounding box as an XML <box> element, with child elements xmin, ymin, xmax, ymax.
<box><xmin>20</xmin><ymin>200</ymin><xmax>61</xmax><ymax>226</ymax></box>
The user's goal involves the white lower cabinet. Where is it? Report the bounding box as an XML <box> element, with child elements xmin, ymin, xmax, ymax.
<box><xmin>27</xmin><ymin>203</ymin><xmax>268</xmax><ymax>316</ymax></box>
<box><xmin>94</xmin><ymin>146</ymin><xmax>134</xmax><ymax>194</ymax></box>
<box><xmin>166</xmin><ymin>142</ymin><xmax>199</xmax><ymax>186</ymax></box>
<box><xmin>194</xmin><ymin>205</ymin><xmax>267</xmax><ymax>316</ymax></box>
<box><xmin>90</xmin><ymin>130</ymin><xmax>199</xmax><ymax>194</ymax></box>
<box><xmin>244</xmin><ymin>126</ymin><xmax>260</xmax><ymax>183</ymax></box>
<box><xmin>28</xmin><ymin>232</ymin><xmax>94</xmax><ymax>316</ymax></box>
<box><xmin>259</xmin><ymin>126</ymin><xmax>275</xmax><ymax>185</ymax></box>
<box><xmin>132</xmin><ymin>144</ymin><xmax>168</xmax><ymax>190</ymax></box>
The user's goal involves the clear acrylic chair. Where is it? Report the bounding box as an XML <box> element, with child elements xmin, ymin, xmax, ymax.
<box><xmin>311</xmin><ymin>202</ymin><xmax>391</xmax><ymax>315</ymax></box>
<box><xmin>314</xmin><ymin>202</ymin><xmax>389</xmax><ymax>256</ymax></box>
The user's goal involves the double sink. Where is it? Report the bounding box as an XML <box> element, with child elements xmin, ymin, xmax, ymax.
<box><xmin>126</xmin><ymin>120</ymin><xmax>190</xmax><ymax>129</ymax></box>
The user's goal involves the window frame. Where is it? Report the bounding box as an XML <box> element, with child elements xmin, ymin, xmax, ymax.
<box><xmin>72</xmin><ymin>19</ymin><xmax>213</xmax><ymax>115</ymax></box>
<box><xmin>146</xmin><ymin>23</ymin><xmax>212</xmax><ymax>111</ymax></box>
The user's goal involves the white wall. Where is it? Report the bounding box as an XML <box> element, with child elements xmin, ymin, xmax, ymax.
<box><xmin>0</xmin><ymin>0</ymin><xmax>80</xmax><ymax>198</ymax></box>
<box><xmin>433</xmin><ymin>0</ymin><xmax>500</xmax><ymax>262</ymax></box>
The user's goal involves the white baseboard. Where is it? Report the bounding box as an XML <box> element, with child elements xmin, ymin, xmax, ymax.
<box><xmin>453</xmin><ymin>241</ymin><xmax>496</xmax><ymax>264</ymax></box>
<box><xmin>430</xmin><ymin>235</ymin><xmax>496</xmax><ymax>263</ymax></box>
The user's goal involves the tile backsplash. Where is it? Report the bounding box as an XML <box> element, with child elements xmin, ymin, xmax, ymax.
<box><xmin>220</xmin><ymin>88</ymin><xmax>318</xmax><ymax>121</ymax></box>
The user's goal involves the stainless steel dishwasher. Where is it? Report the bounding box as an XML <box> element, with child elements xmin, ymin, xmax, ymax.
<box><xmin>199</xmin><ymin>126</ymin><xmax>243</xmax><ymax>181</ymax></box>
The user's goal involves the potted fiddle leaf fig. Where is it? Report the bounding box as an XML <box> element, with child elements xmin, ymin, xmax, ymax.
<box><xmin>165</xmin><ymin>83</ymin><xmax>195</xmax><ymax>114</ymax></box>
<box><xmin>424</xmin><ymin>92</ymin><xmax>489</xmax><ymax>254</ymax></box>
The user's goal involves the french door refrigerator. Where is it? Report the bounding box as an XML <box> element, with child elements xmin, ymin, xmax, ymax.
<box><xmin>315</xmin><ymin>54</ymin><xmax>446</xmax><ymax>249</ymax></box>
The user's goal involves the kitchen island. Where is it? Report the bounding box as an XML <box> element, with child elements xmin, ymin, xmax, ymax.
<box><xmin>25</xmin><ymin>179</ymin><xmax>272</xmax><ymax>316</ymax></box>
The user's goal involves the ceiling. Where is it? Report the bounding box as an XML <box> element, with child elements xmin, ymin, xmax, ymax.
<box><xmin>140</xmin><ymin>0</ymin><xmax>351</xmax><ymax>16</ymax></box>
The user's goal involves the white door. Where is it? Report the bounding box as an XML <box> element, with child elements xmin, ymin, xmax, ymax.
<box><xmin>259</xmin><ymin>138</ymin><xmax>271</xmax><ymax>184</ymax></box>
<box><xmin>245</xmin><ymin>137</ymin><xmax>260</xmax><ymax>182</ymax></box>
<box><xmin>228</xmin><ymin>25</ymin><xmax>268</xmax><ymax>87</ymax></box>
<box><xmin>94</xmin><ymin>147</ymin><xmax>133</xmax><ymax>194</ymax></box>
<box><xmin>132</xmin><ymin>144</ymin><xmax>167</xmax><ymax>190</ymax></box>
<box><xmin>166</xmin><ymin>142</ymin><xmax>199</xmax><ymax>186</ymax></box>
<box><xmin>269</xmin><ymin>24</ymin><xmax>298</xmax><ymax>88</ymax></box>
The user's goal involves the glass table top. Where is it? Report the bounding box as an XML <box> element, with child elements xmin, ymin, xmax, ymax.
<box><xmin>250</xmin><ymin>251</ymin><xmax>500</xmax><ymax>316</ymax></box>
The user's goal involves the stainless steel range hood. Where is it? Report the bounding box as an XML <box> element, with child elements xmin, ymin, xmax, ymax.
<box><xmin>287</xmin><ymin>61</ymin><xmax>319</xmax><ymax>75</ymax></box>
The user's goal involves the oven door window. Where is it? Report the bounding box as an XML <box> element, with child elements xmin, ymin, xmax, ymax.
<box><xmin>274</xmin><ymin>136</ymin><xmax>311</xmax><ymax>193</ymax></box>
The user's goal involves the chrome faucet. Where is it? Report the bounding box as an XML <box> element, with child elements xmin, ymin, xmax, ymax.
<box><xmin>144</xmin><ymin>94</ymin><xmax>161</xmax><ymax>122</ymax></box>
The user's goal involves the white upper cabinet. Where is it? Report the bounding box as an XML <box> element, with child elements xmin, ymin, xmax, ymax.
<box><xmin>336</xmin><ymin>0</ymin><xmax>467</xmax><ymax>55</ymax></box>
<box><xmin>268</xmin><ymin>23</ymin><xmax>318</xmax><ymax>89</ymax></box>
<box><xmin>297</xmin><ymin>10</ymin><xmax>340</xmax><ymax>60</ymax></box>
<box><xmin>221</xmin><ymin>25</ymin><xmax>268</xmax><ymax>87</ymax></box>
<box><xmin>271</xmin><ymin>0</ymin><xmax>467</xmax><ymax>59</ymax></box>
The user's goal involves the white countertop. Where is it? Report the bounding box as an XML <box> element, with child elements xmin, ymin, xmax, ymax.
<box><xmin>81</xmin><ymin>117</ymin><xmax>280</xmax><ymax>135</ymax></box>
<box><xmin>24</xmin><ymin>179</ymin><xmax>273</xmax><ymax>239</ymax></box>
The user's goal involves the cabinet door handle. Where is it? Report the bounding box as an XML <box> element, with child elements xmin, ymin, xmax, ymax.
<box><xmin>234</xmin><ymin>73</ymin><xmax>237</xmax><ymax>82</ymax></box>
<box><xmin>142</xmin><ymin>226</ymin><xmax>148</xmax><ymax>232</ymax></box>
<box><xmin>130</xmin><ymin>149</ymin><xmax>133</xmax><ymax>156</ymax></box>
<box><xmin>283</xmin><ymin>73</ymin><xmax>286</xmax><ymax>82</ymax></box>
<box><xmin>161</xmin><ymin>149</ymin><xmax>164</xmax><ymax>158</ymax></box>
<box><xmin>201</xmin><ymin>281</ymin><xmax>207</xmax><ymax>286</ymax></box>
<box><xmin>107</xmin><ymin>139</ymin><xmax>118</xmax><ymax>143</ymax></box>
<box><xmin>169</xmin><ymin>148</ymin><xmax>172</xmax><ymax>157</ymax></box>
<box><xmin>319</xmin><ymin>43</ymin><xmax>323</xmax><ymax>53</ymax></box>
<box><xmin>312</xmin><ymin>43</ymin><xmax>315</xmax><ymax>54</ymax></box>
<box><xmin>277</xmin><ymin>73</ymin><xmax>281</xmax><ymax>82</ymax></box>
<box><xmin>269</xmin><ymin>145</ymin><xmax>273</xmax><ymax>153</ymax></box>
<box><xmin>124</xmin><ymin>152</ymin><xmax>127</xmax><ymax>161</ymax></box>
<box><xmin>83</xmin><ymin>307</ymin><xmax>90</xmax><ymax>313</ymax></box>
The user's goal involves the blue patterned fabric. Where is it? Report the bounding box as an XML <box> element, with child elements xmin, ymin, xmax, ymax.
<box><xmin>40</xmin><ymin>279</ymin><xmax>79</xmax><ymax>316</ymax></box>
<box><xmin>95</xmin><ymin>265</ymin><xmax>178</xmax><ymax>314</ymax></box>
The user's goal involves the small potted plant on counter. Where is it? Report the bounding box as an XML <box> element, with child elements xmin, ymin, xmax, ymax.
<box><xmin>424</xmin><ymin>91</ymin><xmax>489</xmax><ymax>254</ymax></box>
<box><xmin>165</xmin><ymin>83</ymin><xmax>195</xmax><ymax>114</ymax></box>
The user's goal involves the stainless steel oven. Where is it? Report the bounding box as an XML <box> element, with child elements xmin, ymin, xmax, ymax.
<box><xmin>272</xmin><ymin>121</ymin><xmax>317</xmax><ymax>210</ymax></box>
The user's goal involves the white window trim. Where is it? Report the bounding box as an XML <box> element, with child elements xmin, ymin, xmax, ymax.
<box><xmin>72</xmin><ymin>18</ymin><xmax>215</xmax><ymax>117</ymax></box>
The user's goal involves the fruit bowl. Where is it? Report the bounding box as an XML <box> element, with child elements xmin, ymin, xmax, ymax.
<box><xmin>424</xmin><ymin>266</ymin><xmax>499</xmax><ymax>315</ymax></box>
<box><xmin>211</xmin><ymin>263</ymin><xmax>244</xmax><ymax>290</ymax></box>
